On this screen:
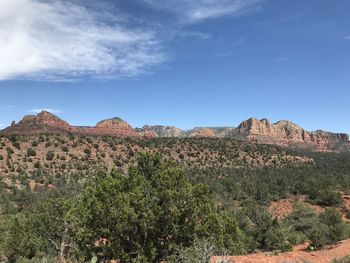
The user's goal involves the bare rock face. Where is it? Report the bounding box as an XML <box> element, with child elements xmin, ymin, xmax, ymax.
<box><xmin>237</xmin><ymin>118</ymin><xmax>306</xmax><ymax>142</ymax></box>
<box><xmin>3</xmin><ymin>112</ymin><xmax>140</xmax><ymax>138</ymax></box>
<box><xmin>188</xmin><ymin>128</ymin><xmax>217</xmax><ymax>138</ymax></box>
<box><xmin>2</xmin><ymin>111</ymin><xmax>70</xmax><ymax>135</ymax></box>
<box><xmin>88</xmin><ymin>117</ymin><xmax>139</xmax><ymax>137</ymax></box>
<box><xmin>1</xmin><ymin>112</ymin><xmax>349</xmax><ymax>151</ymax></box>
<box><xmin>141</xmin><ymin>125</ymin><xmax>184</xmax><ymax>137</ymax></box>
<box><xmin>235</xmin><ymin>118</ymin><xmax>349</xmax><ymax>150</ymax></box>
<box><xmin>95</xmin><ymin>117</ymin><xmax>129</xmax><ymax>129</ymax></box>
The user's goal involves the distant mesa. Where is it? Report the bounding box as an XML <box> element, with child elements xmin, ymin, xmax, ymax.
<box><xmin>1</xmin><ymin>112</ymin><xmax>349</xmax><ymax>151</ymax></box>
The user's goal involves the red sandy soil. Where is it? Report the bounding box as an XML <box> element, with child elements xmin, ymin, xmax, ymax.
<box><xmin>268</xmin><ymin>195</ymin><xmax>324</xmax><ymax>219</ymax></box>
<box><xmin>268</xmin><ymin>194</ymin><xmax>350</xmax><ymax>221</ymax></box>
<box><xmin>211</xmin><ymin>239</ymin><xmax>350</xmax><ymax>263</ymax></box>
<box><xmin>211</xmin><ymin>195</ymin><xmax>350</xmax><ymax>263</ymax></box>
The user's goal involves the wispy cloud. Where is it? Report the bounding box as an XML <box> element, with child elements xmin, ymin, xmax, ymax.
<box><xmin>174</xmin><ymin>30</ymin><xmax>212</xmax><ymax>39</ymax></box>
<box><xmin>30</xmin><ymin>109</ymin><xmax>62</xmax><ymax>114</ymax></box>
<box><xmin>344</xmin><ymin>36</ymin><xmax>350</xmax><ymax>40</ymax></box>
<box><xmin>142</xmin><ymin>0</ymin><xmax>262</xmax><ymax>23</ymax></box>
<box><xmin>0</xmin><ymin>0</ymin><xmax>166</xmax><ymax>81</ymax></box>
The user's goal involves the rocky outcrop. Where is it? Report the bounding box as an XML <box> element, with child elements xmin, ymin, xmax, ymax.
<box><xmin>1</xmin><ymin>113</ymin><xmax>349</xmax><ymax>151</ymax></box>
<box><xmin>2</xmin><ymin>112</ymin><xmax>140</xmax><ymax>138</ymax></box>
<box><xmin>234</xmin><ymin>118</ymin><xmax>349</xmax><ymax>150</ymax></box>
<box><xmin>73</xmin><ymin>117</ymin><xmax>140</xmax><ymax>137</ymax></box>
<box><xmin>140</xmin><ymin>125</ymin><xmax>184</xmax><ymax>138</ymax></box>
<box><xmin>187</xmin><ymin>128</ymin><xmax>217</xmax><ymax>138</ymax></box>
<box><xmin>2</xmin><ymin>111</ymin><xmax>70</xmax><ymax>135</ymax></box>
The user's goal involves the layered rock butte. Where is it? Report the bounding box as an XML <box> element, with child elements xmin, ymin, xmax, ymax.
<box><xmin>1</xmin><ymin>112</ymin><xmax>349</xmax><ymax>151</ymax></box>
<box><xmin>2</xmin><ymin>111</ymin><xmax>140</xmax><ymax>138</ymax></box>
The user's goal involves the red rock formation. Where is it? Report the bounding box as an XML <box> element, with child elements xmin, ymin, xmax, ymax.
<box><xmin>2</xmin><ymin>112</ymin><xmax>140</xmax><ymax>138</ymax></box>
<box><xmin>235</xmin><ymin>118</ymin><xmax>349</xmax><ymax>150</ymax></box>
<box><xmin>71</xmin><ymin>118</ymin><xmax>140</xmax><ymax>137</ymax></box>
<box><xmin>2</xmin><ymin>111</ymin><xmax>70</xmax><ymax>135</ymax></box>
<box><xmin>1</xmin><ymin>112</ymin><xmax>349</xmax><ymax>151</ymax></box>
<box><xmin>140</xmin><ymin>125</ymin><xmax>184</xmax><ymax>137</ymax></box>
<box><xmin>188</xmin><ymin>128</ymin><xmax>217</xmax><ymax>138</ymax></box>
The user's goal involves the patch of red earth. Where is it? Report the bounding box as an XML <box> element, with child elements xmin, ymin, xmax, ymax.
<box><xmin>268</xmin><ymin>195</ymin><xmax>350</xmax><ymax>220</ymax></box>
<box><xmin>211</xmin><ymin>239</ymin><xmax>350</xmax><ymax>263</ymax></box>
<box><xmin>268</xmin><ymin>197</ymin><xmax>298</xmax><ymax>219</ymax></box>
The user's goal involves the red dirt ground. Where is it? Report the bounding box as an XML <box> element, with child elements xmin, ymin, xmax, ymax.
<box><xmin>268</xmin><ymin>195</ymin><xmax>324</xmax><ymax>219</ymax></box>
<box><xmin>268</xmin><ymin>194</ymin><xmax>350</xmax><ymax>221</ymax></box>
<box><xmin>211</xmin><ymin>195</ymin><xmax>350</xmax><ymax>263</ymax></box>
<box><xmin>211</xmin><ymin>239</ymin><xmax>350</xmax><ymax>263</ymax></box>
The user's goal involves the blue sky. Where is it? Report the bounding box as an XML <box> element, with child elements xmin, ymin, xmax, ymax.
<box><xmin>0</xmin><ymin>0</ymin><xmax>349</xmax><ymax>132</ymax></box>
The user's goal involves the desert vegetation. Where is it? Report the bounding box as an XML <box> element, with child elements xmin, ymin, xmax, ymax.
<box><xmin>1</xmin><ymin>135</ymin><xmax>350</xmax><ymax>262</ymax></box>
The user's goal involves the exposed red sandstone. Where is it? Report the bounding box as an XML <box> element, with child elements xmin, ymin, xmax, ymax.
<box><xmin>188</xmin><ymin>128</ymin><xmax>217</xmax><ymax>138</ymax></box>
<box><xmin>1</xmin><ymin>113</ymin><xmax>349</xmax><ymax>151</ymax></box>
<box><xmin>3</xmin><ymin>111</ymin><xmax>70</xmax><ymax>135</ymax></box>
<box><xmin>2</xmin><ymin>112</ymin><xmax>140</xmax><ymax>138</ymax></box>
<box><xmin>71</xmin><ymin>117</ymin><xmax>140</xmax><ymax>137</ymax></box>
<box><xmin>234</xmin><ymin>118</ymin><xmax>349</xmax><ymax>151</ymax></box>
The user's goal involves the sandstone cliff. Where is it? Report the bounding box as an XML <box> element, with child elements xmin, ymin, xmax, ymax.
<box><xmin>233</xmin><ymin>118</ymin><xmax>349</xmax><ymax>151</ymax></box>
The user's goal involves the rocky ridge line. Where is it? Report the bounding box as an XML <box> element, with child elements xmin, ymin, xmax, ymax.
<box><xmin>1</xmin><ymin>112</ymin><xmax>349</xmax><ymax>151</ymax></box>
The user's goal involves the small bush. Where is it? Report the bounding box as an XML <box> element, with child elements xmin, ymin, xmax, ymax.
<box><xmin>309</xmin><ymin>209</ymin><xmax>346</xmax><ymax>250</ymax></box>
<box><xmin>46</xmin><ymin>151</ymin><xmax>55</xmax><ymax>161</ymax></box>
<box><xmin>12</xmin><ymin>141</ymin><xmax>21</xmax><ymax>150</ymax></box>
<box><xmin>6</xmin><ymin>147</ymin><xmax>14</xmax><ymax>155</ymax></box>
<box><xmin>61</xmin><ymin>146</ymin><xmax>69</xmax><ymax>152</ymax></box>
<box><xmin>34</xmin><ymin>162</ymin><xmax>41</xmax><ymax>169</ymax></box>
<box><xmin>27</xmin><ymin>148</ymin><xmax>37</xmax><ymax>157</ymax></box>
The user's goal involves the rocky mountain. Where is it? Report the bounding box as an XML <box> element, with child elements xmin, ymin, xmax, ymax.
<box><xmin>2</xmin><ymin>112</ymin><xmax>141</xmax><ymax>138</ymax></box>
<box><xmin>231</xmin><ymin>118</ymin><xmax>349</xmax><ymax>151</ymax></box>
<box><xmin>74</xmin><ymin>117</ymin><xmax>140</xmax><ymax>137</ymax></box>
<box><xmin>1</xmin><ymin>112</ymin><xmax>349</xmax><ymax>151</ymax></box>
<box><xmin>3</xmin><ymin>111</ymin><xmax>71</xmax><ymax>135</ymax></box>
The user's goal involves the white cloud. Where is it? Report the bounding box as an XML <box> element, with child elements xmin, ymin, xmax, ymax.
<box><xmin>0</xmin><ymin>124</ymin><xmax>3</xmax><ymax>128</ymax></box>
<box><xmin>30</xmin><ymin>109</ymin><xmax>62</xmax><ymax>114</ymax></box>
<box><xmin>0</xmin><ymin>0</ymin><xmax>166</xmax><ymax>81</ymax></box>
<box><xmin>141</xmin><ymin>0</ymin><xmax>262</xmax><ymax>23</ymax></box>
<box><xmin>344</xmin><ymin>36</ymin><xmax>350</xmax><ymax>40</ymax></box>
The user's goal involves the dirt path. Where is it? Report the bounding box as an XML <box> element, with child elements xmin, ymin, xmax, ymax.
<box><xmin>211</xmin><ymin>239</ymin><xmax>350</xmax><ymax>263</ymax></box>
